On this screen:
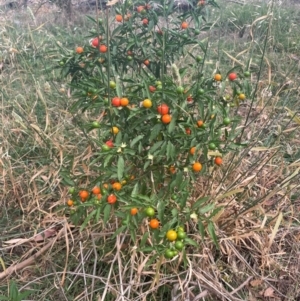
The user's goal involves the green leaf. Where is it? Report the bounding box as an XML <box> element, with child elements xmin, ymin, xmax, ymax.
<box><xmin>117</xmin><ymin>156</ymin><xmax>125</xmax><ymax>181</ymax></box>
<box><xmin>148</xmin><ymin>19</ymin><xmax>155</xmax><ymax>31</ymax></box>
<box><xmin>130</xmin><ymin>135</ymin><xmax>144</xmax><ymax>148</ymax></box>
<box><xmin>116</xmin><ymin>77</ymin><xmax>122</xmax><ymax>98</ymax></box>
<box><xmin>184</xmin><ymin>237</ymin><xmax>198</xmax><ymax>247</ymax></box>
<box><xmin>140</xmin><ymin>232</ymin><xmax>150</xmax><ymax>248</ymax></box>
<box><xmin>9</xmin><ymin>280</ymin><xmax>18</xmax><ymax>300</ymax></box>
<box><xmin>143</xmin><ymin>160</ymin><xmax>150</xmax><ymax>171</ymax></box>
<box><xmin>166</xmin><ymin>141</ymin><xmax>175</xmax><ymax>160</ymax></box>
<box><xmin>131</xmin><ymin>183</ymin><xmax>139</xmax><ymax>197</ymax></box>
<box><xmin>149</xmin><ymin>123</ymin><xmax>162</xmax><ymax>142</ymax></box>
<box><xmin>95</xmin><ymin>207</ymin><xmax>101</xmax><ymax>222</ymax></box>
<box><xmin>115</xmin><ymin>132</ymin><xmax>122</xmax><ymax>144</ymax></box>
<box><xmin>209</xmin><ymin>207</ymin><xmax>223</xmax><ymax>219</ymax></box>
<box><xmin>104</xmin><ymin>154</ymin><xmax>113</xmax><ymax>168</ymax></box>
<box><xmin>103</xmin><ymin>204</ymin><xmax>111</xmax><ymax>224</ymax></box>
<box><xmin>136</xmin><ymin>195</ymin><xmax>151</xmax><ymax>202</ymax></box>
<box><xmin>157</xmin><ymin>201</ymin><xmax>165</xmax><ymax>222</ymax></box>
<box><xmin>198</xmin><ymin>220</ymin><xmax>205</xmax><ymax>239</ymax></box>
<box><xmin>60</xmin><ymin>172</ymin><xmax>75</xmax><ymax>187</ymax></box>
<box><xmin>171</xmin><ymin>208</ymin><xmax>178</xmax><ymax>217</ymax></box>
<box><xmin>138</xmin><ymin>142</ymin><xmax>142</xmax><ymax>154</ymax></box>
<box><xmin>199</xmin><ymin>203</ymin><xmax>215</xmax><ymax>214</ymax></box>
<box><xmin>149</xmin><ymin>141</ymin><xmax>164</xmax><ymax>153</ymax></box>
<box><xmin>130</xmin><ymin>227</ymin><xmax>136</xmax><ymax>242</ymax></box>
<box><xmin>85</xmin><ymin>15</ymin><xmax>97</xmax><ymax>23</ymax></box>
<box><xmin>140</xmin><ymin>246</ymin><xmax>155</xmax><ymax>253</ymax></box>
<box><xmin>112</xmin><ymin>226</ymin><xmax>126</xmax><ymax>239</ymax></box>
<box><xmin>80</xmin><ymin>210</ymin><xmax>97</xmax><ymax>232</ymax></box>
<box><xmin>168</xmin><ymin>111</ymin><xmax>177</xmax><ymax>133</ymax></box>
<box><xmin>208</xmin><ymin>221</ymin><xmax>219</xmax><ymax>249</ymax></box>
<box><xmin>145</xmin><ymin>254</ymin><xmax>158</xmax><ymax>267</ymax></box>
<box><xmin>19</xmin><ymin>290</ymin><xmax>34</xmax><ymax>300</ymax></box>
<box><xmin>192</xmin><ymin>196</ymin><xmax>210</xmax><ymax>210</ymax></box>
<box><xmin>175</xmin><ymin>170</ymin><xmax>183</xmax><ymax>188</ymax></box>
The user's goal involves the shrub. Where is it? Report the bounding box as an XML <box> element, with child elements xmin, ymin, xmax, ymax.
<box><xmin>57</xmin><ymin>0</ymin><xmax>252</xmax><ymax>259</ymax></box>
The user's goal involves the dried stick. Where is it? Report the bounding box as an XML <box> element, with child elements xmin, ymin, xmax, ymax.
<box><xmin>0</xmin><ymin>228</ymin><xmax>64</xmax><ymax>280</ymax></box>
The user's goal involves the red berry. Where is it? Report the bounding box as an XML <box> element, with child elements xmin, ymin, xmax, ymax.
<box><xmin>91</xmin><ymin>37</ymin><xmax>100</xmax><ymax>47</ymax></box>
<box><xmin>228</xmin><ymin>73</ymin><xmax>237</xmax><ymax>81</ymax></box>
<box><xmin>105</xmin><ymin>140</ymin><xmax>114</xmax><ymax>148</ymax></box>
<box><xmin>112</xmin><ymin>97</ymin><xmax>121</xmax><ymax>107</ymax></box>
<box><xmin>157</xmin><ymin>104</ymin><xmax>169</xmax><ymax>115</ymax></box>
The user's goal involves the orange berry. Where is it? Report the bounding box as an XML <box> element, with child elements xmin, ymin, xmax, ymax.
<box><xmin>99</xmin><ymin>44</ymin><xmax>108</xmax><ymax>53</ymax></box>
<box><xmin>107</xmin><ymin>194</ymin><xmax>117</xmax><ymax>204</ymax></box>
<box><xmin>92</xmin><ymin>186</ymin><xmax>101</xmax><ymax>195</ymax></box>
<box><xmin>116</xmin><ymin>14</ymin><xmax>123</xmax><ymax>22</ymax></box>
<box><xmin>149</xmin><ymin>218</ymin><xmax>160</xmax><ymax>229</ymax></box>
<box><xmin>190</xmin><ymin>147</ymin><xmax>196</xmax><ymax>155</ymax></box>
<box><xmin>75</xmin><ymin>46</ymin><xmax>84</xmax><ymax>54</ymax></box>
<box><xmin>112</xmin><ymin>182</ymin><xmax>122</xmax><ymax>191</ymax></box>
<box><xmin>144</xmin><ymin>59</ymin><xmax>150</xmax><ymax>66</ymax></box>
<box><xmin>192</xmin><ymin>162</ymin><xmax>202</xmax><ymax>172</ymax></box>
<box><xmin>214</xmin><ymin>74</ymin><xmax>222</xmax><ymax>81</ymax></box>
<box><xmin>96</xmin><ymin>194</ymin><xmax>102</xmax><ymax>200</ymax></box>
<box><xmin>67</xmin><ymin>199</ymin><xmax>74</xmax><ymax>207</ymax></box>
<box><xmin>120</xmin><ymin>97</ymin><xmax>129</xmax><ymax>107</ymax></box>
<box><xmin>103</xmin><ymin>183</ymin><xmax>109</xmax><ymax>189</ymax></box>
<box><xmin>169</xmin><ymin>165</ymin><xmax>176</xmax><ymax>174</ymax></box>
<box><xmin>214</xmin><ymin>157</ymin><xmax>222</xmax><ymax>166</ymax></box>
<box><xmin>197</xmin><ymin>120</ymin><xmax>204</xmax><ymax>127</ymax></box>
<box><xmin>142</xmin><ymin>18</ymin><xmax>149</xmax><ymax>25</ymax></box>
<box><xmin>181</xmin><ymin>21</ymin><xmax>188</xmax><ymax>29</ymax></box>
<box><xmin>79</xmin><ymin>190</ymin><xmax>89</xmax><ymax>201</ymax></box>
<box><xmin>130</xmin><ymin>208</ymin><xmax>138</xmax><ymax>215</ymax></box>
<box><xmin>161</xmin><ymin>114</ymin><xmax>172</xmax><ymax>124</ymax></box>
<box><xmin>137</xmin><ymin>5</ymin><xmax>145</xmax><ymax>13</ymax></box>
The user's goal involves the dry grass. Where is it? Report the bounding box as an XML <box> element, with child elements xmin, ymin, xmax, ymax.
<box><xmin>0</xmin><ymin>0</ymin><xmax>300</xmax><ymax>300</ymax></box>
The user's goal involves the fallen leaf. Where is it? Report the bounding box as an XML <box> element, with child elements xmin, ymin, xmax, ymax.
<box><xmin>34</xmin><ymin>229</ymin><xmax>57</xmax><ymax>242</ymax></box>
<box><xmin>3</xmin><ymin>238</ymin><xmax>29</xmax><ymax>245</ymax></box>
<box><xmin>264</xmin><ymin>287</ymin><xmax>275</xmax><ymax>297</ymax></box>
<box><xmin>250</xmin><ymin>279</ymin><xmax>263</xmax><ymax>287</ymax></box>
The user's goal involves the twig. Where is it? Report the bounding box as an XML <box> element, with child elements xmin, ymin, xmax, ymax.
<box><xmin>116</xmin><ymin>230</ymin><xmax>125</xmax><ymax>301</ymax></box>
<box><xmin>0</xmin><ymin>227</ymin><xmax>64</xmax><ymax>280</ymax></box>
<box><xmin>80</xmin><ymin>241</ymin><xmax>89</xmax><ymax>301</ymax></box>
<box><xmin>60</xmin><ymin>222</ymin><xmax>70</xmax><ymax>286</ymax></box>
<box><xmin>193</xmin><ymin>290</ymin><xmax>208</xmax><ymax>301</ymax></box>
<box><xmin>229</xmin><ymin>276</ymin><xmax>253</xmax><ymax>296</ymax></box>
<box><xmin>90</xmin><ymin>234</ymin><xmax>98</xmax><ymax>301</ymax></box>
<box><xmin>34</xmin><ymin>1</ymin><xmax>48</xmax><ymax>15</ymax></box>
<box><xmin>101</xmin><ymin>223</ymin><xmax>127</xmax><ymax>301</ymax></box>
